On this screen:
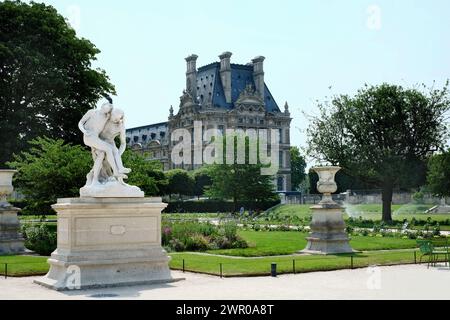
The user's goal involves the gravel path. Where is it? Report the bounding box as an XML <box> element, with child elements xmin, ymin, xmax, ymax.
<box><xmin>1</xmin><ymin>264</ymin><xmax>450</xmax><ymax>300</ymax></box>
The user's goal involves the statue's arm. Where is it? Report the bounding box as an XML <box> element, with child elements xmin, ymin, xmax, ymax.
<box><xmin>78</xmin><ymin>110</ymin><xmax>92</xmax><ymax>135</ymax></box>
<box><xmin>118</xmin><ymin>124</ymin><xmax>127</xmax><ymax>155</ymax></box>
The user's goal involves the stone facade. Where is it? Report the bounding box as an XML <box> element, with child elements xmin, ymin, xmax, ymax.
<box><xmin>126</xmin><ymin>52</ymin><xmax>292</xmax><ymax>191</ymax></box>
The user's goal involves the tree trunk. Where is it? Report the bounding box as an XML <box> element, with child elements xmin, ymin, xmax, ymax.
<box><xmin>381</xmin><ymin>182</ymin><xmax>393</xmax><ymax>223</ymax></box>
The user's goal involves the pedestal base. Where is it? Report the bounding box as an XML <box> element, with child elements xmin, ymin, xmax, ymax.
<box><xmin>34</xmin><ymin>197</ymin><xmax>179</xmax><ymax>290</ymax></box>
<box><xmin>0</xmin><ymin>205</ymin><xmax>25</xmax><ymax>255</ymax></box>
<box><xmin>301</xmin><ymin>237</ymin><xmax>354</xmax><ymax>255</ymax></box>
<box><xmin>300</xmin><ymin>203</ymin><xmax>354</xmax><ymax>255</ymax></box>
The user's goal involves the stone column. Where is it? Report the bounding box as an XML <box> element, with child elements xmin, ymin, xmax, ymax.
<box><xmin>219</xmin><ymin>51</ymin><xmax>232</xmax><ymax>103</ymax></box>
<box><xmin>252</xmin><ymin>56</ymin><xmax>265</xmax><ymax>100</ymax></box>
<box><xmin>301</xmin><ymin>166</ymin><xmax>354</xmax><ymax>254</ymax></box>
<box><xmin>185</xmin><ymin>54</ymin><xmax>198</xmax><ymax>98</ymax></box>
<box><xmin>0</xmin><ymin>170</ymin><xmax>25</xmax><ymax>255</ymax></box>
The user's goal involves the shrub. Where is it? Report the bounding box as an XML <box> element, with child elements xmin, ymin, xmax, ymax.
<box><xmin>232</xmin><ymin>238</ymin><xmax>249</xmax><ymax>249</ymax></box>
<box><xmin>168</xmin><ymin>238</ymin><xmax>185</xmax><ymax>252</ymax></box>
<box><xmin>22</xmin><ymin>224</ymin><xmax>56</xmax><ymax>256</ymax></box>
<box><xmin>185</xmin><ymin>234</ymin><xmax>210</xmax><ymax>251</ymax></box>
<box><xmin>412</xmin><ymin>191</ymin><xmax>425</xmax><ymax>204</ymax></box>
<box><xmin>161</xmin><ymin>220</ymin><xmax>248</xmax><ymax>252</ymax></box>
<box><xmin>223</xmin><ymin>221</ymin><xmax>238</xmax><ymax>242</ymax></box>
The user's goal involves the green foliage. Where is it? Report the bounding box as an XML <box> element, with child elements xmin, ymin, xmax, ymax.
<box><xmin>7</xmin><ymin>138</ymin><xmax>167</xmax><ymax>214</ymax></box>
<box><xmin>7</xmin><ymin>137</ymin><xmax>92</xmax><ymax>213</ymax></box>
<box><xmin>0</xmin><ymin>0</ymin><xmax>115</xmax><ymax>167</ymax></box>
<box><xmin>21</xmin><ymin>223</ymin><xmax>57</xmax><ymax>256</ymax></box>
<box><xmin>191</xmin><ymin>167</ymin><xmax>212</xmax><ymax>198</ymax></box>
<box><xmin>166</xmin><ymin>169</ymin><xmax>195</xmax><ymax>198</ymax></box>
<box><xmin>290</xmin><ymin>146</ymin><xmax>307</xmax><ymax>191</ymax></box>
<box><xmin>427</xmin><ymin>150</ymin><xmax>450</xmax><ymax>197</ymax></box>
<box><xmin>308</xmin><ymin>168</ymin><xmax>377</xmax><ymax>194</ymax></box>
<box><xmin>205</xmin><ymin>163</ymin><xmax>278</xmax><ymax>210</ymax></box>
<box><xmin>164</xmin><ymin>199</ymin><xmax>279</xmax><ymax>213</ymax></box>
<box><xmin>161</xmin><ymin>220</ymin><xmax>248</xmax><ymax>252</ymax></box>
<box><xmin>412</xmin><ymin>191</ymin><xmax>425</xmax><ymax>204</ymax></box>
<box><xmin>203</xmin><ymin>132</ymin><xmax>278</xmax><ymax>210</ymax></box>
<box><xmin>307</xmin><ymin>83</ymin><xmax>450</xmax><ymax>221</ymax></box>
<box><xmin>122</xmin><ymin>150</ymin><xmax>167</xmax><ymax>196</ymax></box>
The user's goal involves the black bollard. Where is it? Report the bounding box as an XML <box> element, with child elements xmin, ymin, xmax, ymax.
<box><xmin>271</xmin><ymin>263</ymin><xmax>277</xmax><ymax>277</ymax></box>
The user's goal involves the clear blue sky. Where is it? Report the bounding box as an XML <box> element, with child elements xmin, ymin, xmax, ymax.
<box><xmin>38</xmin><ymin>0</ymin><xmax>450</xmax><ymax>150</ymax></box>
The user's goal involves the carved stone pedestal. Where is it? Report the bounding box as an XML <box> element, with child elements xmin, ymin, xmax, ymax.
<box><xmin>302</xmin><ymin>202</ymin><xmax>353</xmax><ymax>254</ymax></box>
<box><xmin>35</xmin><ymin>197</ymin><xmax>179</xmax><ymax>290</ymax></box>
<box><xmin>0</xmin><ymin>205</ymin><xmax>25</xmax><ymax>255</ymax></box>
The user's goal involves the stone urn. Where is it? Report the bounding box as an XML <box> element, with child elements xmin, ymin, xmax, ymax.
<box><xmin>0</xmin><ymin>169</ymin><xmax>17</xmax><ymax>206</ymax></box>
<box><xmin>314</xmin><ymin>166</ymin><xmax>340</xmax><ymax>204</ymax></box>
<box><xmin>301</xmin><ymin>166</ymin><xmax>354</xmax><ymax>254</ymax></box>
<box><xmin>0</xmin><ymin>169</ymin><xmax>25</xmax><ymax>255</ymax></box>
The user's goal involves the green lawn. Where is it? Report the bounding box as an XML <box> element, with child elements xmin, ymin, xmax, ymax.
<box><xmin>260</xmin><ymin>204</ymin><xmax>449</xmax><ymax>224</ymax></box>
<box><xmin>169</xmin><ymin>250</ymin><xmax>425</xmax><ymax>276</ymax></box>
<box><xmin>207</xmin><ymin>230</ymin><xmax>417</xmax><ymax>257</ymax></box>
<box><xmin>0</xmin><ymin>255</ymin><xmax>49</xmax><ymax>277</ymax></box>
<box><xmin>2</xmin><ymin>249</ymin><xmax>428</xmax><ymax>278</ymax></box>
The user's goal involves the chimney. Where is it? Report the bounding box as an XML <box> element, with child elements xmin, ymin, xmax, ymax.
<box><xmin>252</xmin><ymin>56</ymin><xmax>265</xmax><ymax>101</ymax></box>
<box><xmin>219</xmin><ymin>51</ymin><xmax>232</xmax><ymax>103</ymax></box>
<box><xmin>185</xmin><ymin>54</ymin><xmax>198</xmax><ymax>99</ymax></box>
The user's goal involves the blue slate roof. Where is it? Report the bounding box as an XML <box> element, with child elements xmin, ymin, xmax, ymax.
<box><xmin>196</xmin><ymin>63</ymin><xmax>280</xmax><ymax>112</ymax></box>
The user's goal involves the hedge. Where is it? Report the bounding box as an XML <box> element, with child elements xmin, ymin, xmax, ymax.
<box><xmin>163</xmin><ymin>199</ymin><xmax>280</xmax><ymax>213</ymax></box>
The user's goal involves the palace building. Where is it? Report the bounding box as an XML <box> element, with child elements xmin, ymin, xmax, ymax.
<box><xmin>126</xmin><ymin>52</ymin><xmax>292</xmax><ymax>191</ymax></box>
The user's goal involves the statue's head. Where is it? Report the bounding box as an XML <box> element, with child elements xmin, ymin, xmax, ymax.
<box><xmin>110</xmin><ymin>108</ymin><xmax>124</xmax><ymax>124</ymax></box>
<box><xmin>100</xmin><ymin>102</ymin><xmax>113</xmax><ymax>114</ymax></box>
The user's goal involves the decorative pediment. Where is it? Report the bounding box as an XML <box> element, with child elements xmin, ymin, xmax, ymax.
<box><xmin>235</xmin><ymin>84</ymin><xmax>264</xmax><ymax>105</ymax></box>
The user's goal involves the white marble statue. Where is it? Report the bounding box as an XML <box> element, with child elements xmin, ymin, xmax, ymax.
<box><xmin>78</xmin><ymin>101</ymin><xmax>144</xmax><ymax>197</ymax></box>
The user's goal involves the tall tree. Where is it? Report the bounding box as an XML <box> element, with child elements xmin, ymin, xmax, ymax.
<box><xmin>191</xmin><ymin>168</ymin><xmax>212</xmax><ymax>199</ymax></box>
<box><xmin>205</xmin><ymin>162</ymin><xmax>277</xmax><ymax>211</ymax></box>
<box><xmin>290</xmin><ymin>146</ymin><xmax>307</xmax><ymax>191</ymax></box>
<box><xmin>0</xmin><ymin>1</ymin><xmax>115</xmax><ymax>167</ymax></box>
<box><xmin>166</xmin><ymin>169</ymin><xmax>195</xmax><ymax>199</ymax></box>
<box><xmin>307</xmin><ymin>83</ymin><xmax>450</xmax><ymax>222</ymax></box>
<box><xmin>7</xmin><ymin>137</ymin><xmax>92</xmax><ymax>214</ymax></box>
<box><xmin>204</xmin><ymin>133</ymin><xmax>277</xmax><ymax>210</ymax></box>
<box><xmin>427</xmin><ymin>150</ymin><xmax>450</xmax><ymax>198</ymax></box>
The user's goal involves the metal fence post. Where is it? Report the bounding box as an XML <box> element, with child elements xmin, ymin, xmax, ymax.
<box><xmin>4</xmin><ymin>263</ymin><xmax>7</xmax><ymax>279</ymax></box>
<box><xmin>414</xmin><ymin>251</ymin><xmax>417</xmax><ymax>264</ymax></box>
<box><xmin>220</xmin><ymin>263</ymin><xmax>223</xmax><ymax>278</ymax></box>
<box><xmin>350</xmin><ymin>256</ymin><xmax>354</xmax><ymax>269</ymax></box>
<box><xmin>271</xmin><ymin>263</ymin><xmax>277</xmax><ymax>277</ymax></box>
<box><xmin>293</xmin><ymin>259</ymin><xmax>296</xmax><ymax>274</ymax></box>
<box><xmin>182</xmin><ymin>259</ymin><xmax>185</xmax><ymax>273</ymax></box>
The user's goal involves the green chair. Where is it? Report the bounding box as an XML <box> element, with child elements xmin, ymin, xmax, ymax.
<box><xmin>430</xmin><ymin>238</ymin><xmax>449</xmax><ymax>267</ymax></box>
<box><xmin>417</xmin><ymin>239</ymin><xmax>449</xmax><ymax>268</ymax></box>
<box><xmin>417</xmin><ymin>240</ymin><xmax>433</xmax><ymax>268</ymax></box>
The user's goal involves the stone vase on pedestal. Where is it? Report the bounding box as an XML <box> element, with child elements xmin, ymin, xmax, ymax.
<box><xmin>301</xmin><ymin>166</ymin><xmax>354</xmax><ymax>254</ymax></box>
<box><xmin>0</xmin><ymin>170</ymin><xmax>25</xmax><ymax>255</ymax></box>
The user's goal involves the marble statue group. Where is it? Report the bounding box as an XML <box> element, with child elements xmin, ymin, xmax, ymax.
<box><xmin>78</xmin><ymin>101</ymin><xmax>143</xmax><ymax>197</ymax></box>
